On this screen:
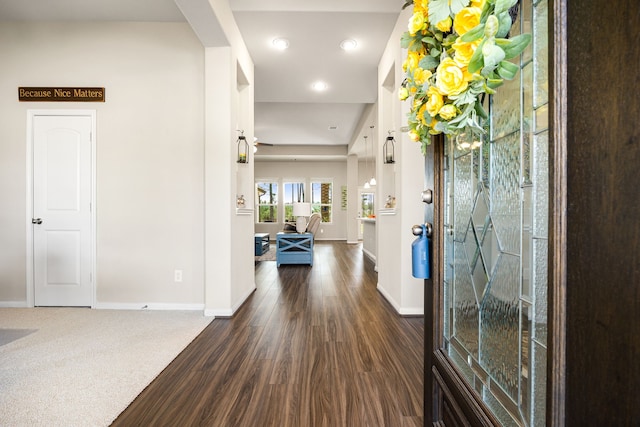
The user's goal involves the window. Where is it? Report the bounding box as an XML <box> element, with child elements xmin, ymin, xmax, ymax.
<box><xmin>283</xmin><ymin>181</ymin><xmax>305</xmax><ymax>223</ymax></box>
<box><xmin>311</xmin><ymin>181</ymin><xmax>332</xmax><ymax>223</ymax></box>
<box><xmin>256</xmin><ymin>181</ymin><xmax>278</xmax><ymax>223</ymax></box>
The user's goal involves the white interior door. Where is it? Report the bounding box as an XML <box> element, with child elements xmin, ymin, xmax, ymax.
<box><xmin>32</xmin><ymin>114</ymin><xmax>93</xmax><ymax>306</ymax></box>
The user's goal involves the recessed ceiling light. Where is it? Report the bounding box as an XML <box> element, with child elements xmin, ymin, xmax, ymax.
<box><xmin>340</xmin><ymin>39</ymin><xmax>358</xmax><ymax>51</ymax></box>
<box><xmin>272</xmin><ymin>38</ymin><xmax>289</xmax><ymax>50</ymax></box>
<box><xmin>312</xmin><ymin>81</ymin><xmax>328</xmax><ymax>91</ymax></box>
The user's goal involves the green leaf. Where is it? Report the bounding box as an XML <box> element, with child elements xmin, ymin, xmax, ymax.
<box><xmin>481</xmin><ymin>41</ymin><xmax>506</xmax><ymax>74</ymax></box>
<box><xmin>495</xmin><ymin>0</ymin><xmax>518</xmax><ymax>16</ymax></box>
<box><xmin>451</xmin><ymin>90</ymin><xmax>477</xmax><ymax>106</ymax></box>
<box><xmin>474</xmin><ymin>101</ymin><xmax>488</xmax><ymax>120</ymax></box>
<box><xmin>402</xmin><ymin>1</ymin><xmax>415</xmax><ymax>10</ymax></box>
<box><xmin>482</xmin><ymin>83</ymin><xmax>497</xmax><ymax>94</ymax></box>
<box><xmin>486</xmin><ymin>77</ymin><xmax>504</xmax><ymax>88</ymax></box>
<box><xmin>419</xmin><ymin>55</ymin><xmax>440</xmax><ymax>70</ymax></box>
<box><xmin>428</xmin><ymin>0</ymin><xmax>451</xmax><ymax>26</ymax></box>
<box><xmin>448</xmin><ymin>103</ymin><xmax>474</xmax><ymax>125</ymax></box>
<box><xmin>498</xmin><ymin>34</ymin><xmax>532</xmax><ymax>59</ymax></box>
<box><xmin>496</xmin><ymin>60</ymin><xmax>519</xmax><ymax>79</ymax></box>
<box><xmin>434</xmin><ymin>29</ymin><xmax>444</xmax><ymax>42</ymax></box>
<box><xmin>433</xmin><ymin>120</ymin><xmax>449</xmax><ymax>133</ymax></box>
<box><xmin>479</xmin><ymin>1</ymin><xmax>492</xmax><ymax>23</ymax></box>
<box><xmin>484</xmin><ymin>15</ymin><xmax>499</xmax><ymax>37</ymax></box>
<box><xmin>496</xmin><ymin>12</ymin><xmax>513</xmax><ymax>38</ymax></box>
<box><xmin>460</xmin><ymin>23</ymin><xmax>486</xmax><ymax>42</ymax></box>
<box><xmin>467</xmin><ymin>38</ymin><xmax>486</xmax><ymax>73</ymax></box>
<box><xmin>400</xmin><ymin>32</ymin><xmax>413</xmax><ymax>49</ymax></box>
<box><xmin>443</xmin><ymin>33</ymin><xmax>458</xmax><ymax>46</ymax></box>
<box><xmin>422</xmin><ymin>36</ymin><xmax>437</xmax><ymax>47</ymax></box>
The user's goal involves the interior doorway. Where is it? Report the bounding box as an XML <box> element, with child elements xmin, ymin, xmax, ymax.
<box><xmin>27</xmin><ymin>110</ymin><xmax>96</xmax><ymax>307</ymax></box>
<box><xmin>357</xmin><ymin>189</ymin><xmax>374</xmax><ymax>240</ymax></box>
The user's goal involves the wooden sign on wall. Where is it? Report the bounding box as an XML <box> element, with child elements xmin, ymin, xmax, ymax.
<box><xmin>18</xmin><ymin>87</ymin><xmax>105</xmax><ymax>102</ymax></box>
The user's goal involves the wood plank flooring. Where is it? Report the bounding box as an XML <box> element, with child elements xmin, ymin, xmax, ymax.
<box><xmin>112</xmin><ymin>241</ymin><xmax>424</xmax><ymax>426</ymax></box>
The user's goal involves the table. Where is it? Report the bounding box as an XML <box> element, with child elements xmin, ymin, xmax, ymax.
<box><xmin>276</xmin><ymin>232</ymin><xmax>313</xmax><ymax>267</ymax></box>
<box><xmin>254</xmin><ymin>233</ymin><xmax>270</xmax><ymax>256</ymax></box>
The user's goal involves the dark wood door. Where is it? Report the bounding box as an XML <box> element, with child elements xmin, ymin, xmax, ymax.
<box><xmin>424</xmin><ymin>0</ymin><xmax>550</xmax><ymax>424</ymax></box>
<box><xmin>425</xmin><ymin>0</ymin><xmax>640</xmax><ymax>425</ymax></box>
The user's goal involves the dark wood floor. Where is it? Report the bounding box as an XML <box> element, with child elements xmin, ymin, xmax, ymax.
<box><xmin>112</xmin><ymin>241</ymin><xmax>424</xmax><ymax>426</ymax></box>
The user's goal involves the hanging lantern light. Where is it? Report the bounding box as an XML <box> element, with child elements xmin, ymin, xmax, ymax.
<box><xmin>383</xmin><ymin>131</ymin><xmax>395</xmax><ymax>164</ymax></box>
<box><xmin>236</xmin><ymin>130</ymin><xmax>249</xmax><ymax>163</ymax></box>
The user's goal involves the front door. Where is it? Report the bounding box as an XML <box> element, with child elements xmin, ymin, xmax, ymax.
<box><xmin>424</xmin><ymin>0</ymin><xmax>550</xmax><ymax>424</ymax></box>
<box><xmin>32</xmin><ymin>113</ymin><xmax>94</xmax><ymax>307</ymax></box>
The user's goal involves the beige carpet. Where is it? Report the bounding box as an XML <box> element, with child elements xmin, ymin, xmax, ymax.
<box><xmin>0</xmin><ymin>307</ymin><xmax>212</xmax><ymax>427</ymax></box>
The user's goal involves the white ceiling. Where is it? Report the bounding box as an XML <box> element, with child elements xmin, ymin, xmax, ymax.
<box><xmin>0</xmin><ymin>0</ymin><xmax>404</xmax><ymax>159</ymax></box>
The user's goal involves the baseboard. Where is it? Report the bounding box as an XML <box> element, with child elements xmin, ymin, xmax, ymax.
<box><xmin>375</xmin><ymin>284</ymin><xmax>424</xmax><ymax>316</ymax></box>
<box><xmin>0</xmin><ymin>301</ymin><xmax>29</xmax><ymax>308</ymax></box>
<box><xmin>362</xmin><ymin>247</ymin><xmax>377</xmax><ymax>263</ymax></box>
<box><xmin>233</xmin><ymin>285</ymin><xmax>256</xmax><ymax>313</ymax></box>
<box><xmin>94</xmin><ymin>302</ymin><xmax>205</xmax><ymax>311</ymax></box>
<box><xmin>398</xmin><ymin>307</ymin><xmax>424</xmax><ymax>316</ymax></box>
<box><xmin>204</xmin><ymin>308</ymin><xmax>228</xmax><ymax>318</ymax></box>
<box><xmin>346</xmin><ymin>240</ymin><xmax>359</xmax><ymax>244</ymax></box>
<box><xmin>376</xmin><ymin>283</ymin><xmax>401</xmax><ymax>313</ymax></box>
<box><xmin>204</xmin><ymin>285</ymin><xmax>256</xmax><ymax>318</ymax></box>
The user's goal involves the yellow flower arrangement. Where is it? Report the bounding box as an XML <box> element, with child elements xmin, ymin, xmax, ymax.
<box><xmin>400</xmin><ymin>0</ymin><xmax>531</xmax><ymax>151</ymax></box>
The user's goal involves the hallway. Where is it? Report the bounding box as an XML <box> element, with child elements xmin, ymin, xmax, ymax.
<box><xmin>113</xmin><ymin>241</ymin><xmax>424</xmax><ymax>426</ymax></box>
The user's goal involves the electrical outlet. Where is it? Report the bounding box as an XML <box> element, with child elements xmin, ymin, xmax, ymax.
<box><xmin>174</xmin><ymin>269</ymin><xmax>183</xmax><ymax>282</ymax></box>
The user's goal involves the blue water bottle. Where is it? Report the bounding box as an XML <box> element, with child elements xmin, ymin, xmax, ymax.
<box><xmin>411</xmin><ymin>224</ymin><xmax>430</xmax><ymax>279</ymax></box>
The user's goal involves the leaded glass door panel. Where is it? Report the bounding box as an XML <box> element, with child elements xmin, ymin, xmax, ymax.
<box><xmin>433</xmin><ymin>0</ymin><xmax>549</xmax><ymax>425</ymax></box>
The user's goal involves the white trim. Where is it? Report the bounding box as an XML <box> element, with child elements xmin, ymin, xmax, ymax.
<box><xmin>0</xmin><ymin>301</ymin><xmax>30</xmax><ymax>308</ymax></box>
<box><xmin>398</xmin><ymin>307</ymin><xmax>424</xmax><ymax>316</ymax></box>
<box><xmin>26</xmin><ymin>109</ymin><xmax>97</xmax><ymax>308</ymax></box>
<box><xmin>362</xmin><ymin>247</ymin><xmax>376</xmax><ymax>262</ymax></box>
<box><xmin>235</xmin><ymin>208</ymin><xmax>254</xmax><ymax>215</ymax></box>
<box><xmin>376</xmin><ymin>283</ymin><xmax>424</xmax><ymax>317</ymax></box>
<box><xmin>204</xmin><ymin>284</ymin><xmax>255</xmax><ymax>318</ymax></box>
<box><xmin>378</xmin><ymin>208</ymin><xmax>397</xmax><ymax>216</ymax></box>
<box><xmin>232</xmin><ymin>285</ymin><xmax>256</xmax><ymax>313</ymax></box>
<box><xmin>205</xmin><ymin>308</ymin><xmax>232</xmax><ymax>317</ymax></box>
<box><xmin>376</xmin><ymin>283</ymin><xmax>400</xmax><ymax>312</ymax></box>
<box><xmin>94</xmin><ymin>302</ymin><xmax>206</xmax><ymax>311</ymax></box>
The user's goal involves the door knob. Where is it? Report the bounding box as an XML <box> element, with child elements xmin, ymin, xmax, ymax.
<box><xmin>32</xmin><ymin>218</ymin><xmax>42</xmax><ymax>224</ymax></box>
<box><xmin>421</xmin><ymin>189</ymin><xmax>433</xmax><ymax>204</ymax></box>
<box><xmin>412</xmin><ymin>222</ymin><xmax>432</xmax><ymax>237</ymax></box>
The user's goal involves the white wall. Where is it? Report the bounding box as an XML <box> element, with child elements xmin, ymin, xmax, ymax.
<box><xmin>375</xmin><ymin>8</ymin><xmax>425</xmax><ymax>315</ymax></box>
<box><xmin>0</xmin><ymin>22</ymin><xmax>205</xmax><ymax>308</ymax></box>
<box><xmin>254</xmin><ymin>161</ymin><xmax>348</xmax><ymax>240</ymax></box>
